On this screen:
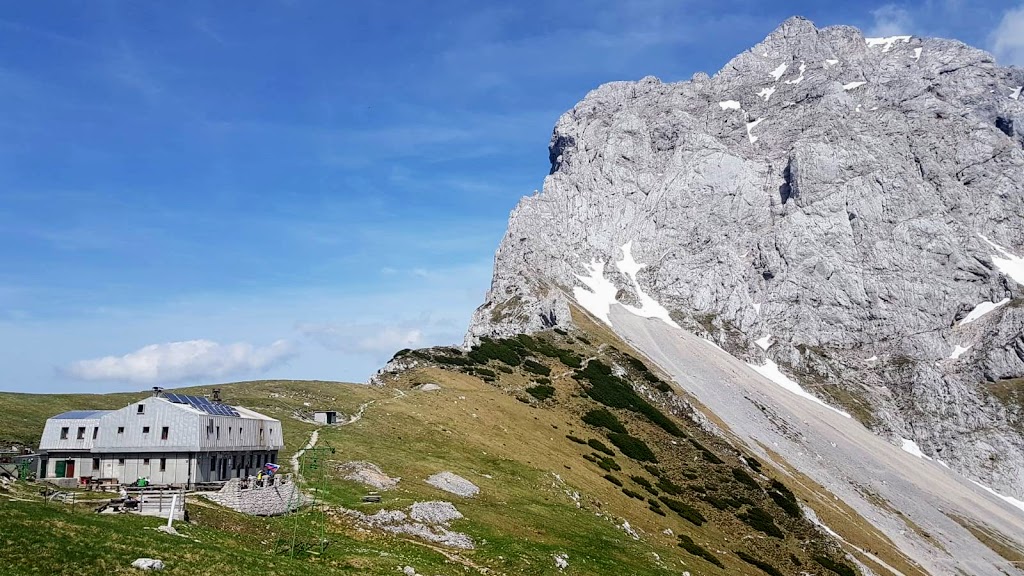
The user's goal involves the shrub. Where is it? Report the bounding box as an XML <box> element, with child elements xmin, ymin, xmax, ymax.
<box><xmin>644</xmin><ymin>464</ymin><xmax>662</xmax><ymax>477</ymax></box>
<box><xmin>523</xmin><ymin>358</ymin><xmax>552</xmax><ymax>376</ymax></box>
<box><xmin>588</xmin><ymin>438</ymin><xmax>614</xmax><ymax>455</ymax></box>
<box><xmin>435</xmin><ymin>355</ymin><xmax>473</xmax><ymax>366</ymax></box>
<box><xmin>649</xmin><ymin>505</ymin><xmax>667</xmax><ymax>516</ymax></box>
<box><xmin>496</xmin><ymin>364</ymin><xmax>514</xmax><ymax>374</ymax></box>
<box><xmin>394</xmin><ymin>348</ymin><xmax>412</xmax><ymax>358</ymax></box>
<box><xmin>575</xmin><ymin>360</ymin><xmax>684</xmax><ymax>437</ymax></box>
<box><xmin>604</xmin><ymin>474</ymin><xmax>623</xmax><ymax>486</ymax></box>
<box><xmin>732</xmin><ymin>468</ymin><xmax>760</xmax><ymax>489</ymax></box>
<box><xmin>737</xmin><ymin>507</ymin><xmax>784</xmax><ymax>538</ymax></box>
<box><xmin>577</xmin><ymin>336</ymin><xmax>591</xmax><ymax>345</ymax></box>
<box><xmin>606</xmin><ymin>432</ymin><xmax>657</xmax><ymax>462</ymax></box>
<box><xmin>688</xmin><ymin>484</ymin><xmax>707</xmax><ymax>494</ymax></box>
<box><xmin>566</xmin><ymin>435</ymin><xmax>587</xmax><ymax>445</ymax></box>
<box><xmin>582</xmin><ymin>409</ymin><xmax>627</xmax><ymax>433</ymax></box>
<box><xmin>746</xmin><ymin>456</ymin><xmax>763</xmax><ymax>473</ymax></box>
<box><xmin>526</xmin><ymin>385</ymin><xmax>555</xmax><ymax>401</ymax></box>
<box><xmin>475</xmin><ymin>368</ymin><xmax>497</xmax><ymax>378</ymax></box>
<box><xmin>768</xmin><ymin>490</ymin><xmax>801</xmax><ymax>518</ymax></box>
<box><xmin>622</xmin><ymin>488</ymin><xmax>645</xmax><ymax>500</ymax></box>
<box><xmin>653</xmin><ymin>380</ymin><xmax>672</xmax><ymax>393</ymax></box>
<box><xmin>771</xmin><ymin>479</ymin><xmax>796</xmax><ymax>501</ymax></box>
<box><xmin>677</xmin><ymin>535</ymin><xmax>724</xmax><ymax>568</ymax></box>
<box><xmin>410</xmin><ymin>350</ymin><xmax>432</xmax><ymax>360</ymax></box>
<box><xmin>813</xmin><ymin>556</ymin><xmax>857</xmax><ymax>576</ymax></box>
<box><xmin>554</xmin><ymin>328</ymin><xmax>568</xmax><ymax>335</ymax></box>
<box><xmin>533</xmin><ymin>376</ymin><xmax>551</xmax><ymax>385</ymax></box>
<box><xmin>700</xmin><ymin>494</ymin><xmax>731</xmax><ymax>510</ymax></box>
<box><xmin>471</xmin><ymin>339</ymin><xmax>522</xmax><ymax>366</ymax></box>
<box><xmin>656</xmin><ymin>477</ymin><xmax>683</xmax><ymax>496</ymax></box>
<box><xmin>630</xmin><ymin>475</ymin><xmax>655</xmax><ymax>492</ymax></box>
<box><xmin>659</xmin><ymin>497</ymin><xmax>706</xmax><ymax>526</ymax></box>
<box><xmin>735</xmin><ymin>551</ymin><xmax>784</xmax><ymax>576</ymax></box>
<box><xmin>596</xmin><ymin>456</ymin><xmax>621</xmax><ymax>472</ymax></box>
<box><xmin>623</xmin><ymin>354</ymin><xmax>650</xmax><ymax>373</ymax></box>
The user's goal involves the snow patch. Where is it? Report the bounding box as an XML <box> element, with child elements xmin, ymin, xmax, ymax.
<box><xmin>970</xmin><ymin>480</ymin><xmax>1024</xmax><ymax>515</ymax></box>
<box><xmin>959</xmin><ymin>298</ymin><xmax>1010</xmax><ymax>325</ymax></box>
<box><xmin>745</xmin><ymin>117</ymin><xmax>764</xmax><ymax>144</ymax></box>
<box><xmin>901</xmin><ymin>438</ymin><xmax>927</xmax><ymax>459</ymax></box>
<box><xmin>752</xmin><ymin>302</ymin><xmax>762</xmax><ymax>314</ymax></box>
<box><xmin>784</xmin><ymin>62</ymin><xmax>807</xmax><ymax>84</ymax></box>
<box><xmin>718</xmin><ymin>100</ymin><xmax>741</xmax><ymax>110</ymax></box>
<box><xmin>844</xmin><ymin>81</ymin><xmax>866</xmax><ymax>90</ymax></box>
<box><xmin>756</xmin><ymin>86</ymin><xmax>776</xmax><ymax>101</ymax></box>
<box><xmin>755</xmin><ymin>335</ymin><xmax>772</xmax><ymax>350</ymax></box>
<box><xmin>866</xmin><ymin>356</ymin><xmax>878</xmax><ymax>362</ymax></box>
<box><xmin>1012</xmin><ymin>86</ymin><xmax>1022</xmax><ymax>100</ymax></box>
<box><xmin>573</xmin><ymin>260</ymin><xmax>619</xmax><ymax>325</ymax></box>
<box><xmin>913</xmin><ymin>47</ymin><xmax>922</xmax><ymax>61</ymax></box>
<box><xmin>950</xmin><ymin>345</ymin><xmax>971</xmax><ymax>360</ymax></box>
<box><xmin>978</xmin><ymin>234</ymin><xmax>1024</xmax><ymax>285</ymax></box>
<box><xmin>615</xmin><ymin>242</ymin><xmax>681</xmax><ymax>329</ymax></box>
<box><xmin>746</xmin><ymin>359</ymin><xmax>852</xmax><ymax>418</ymax></box>
<box><xmin>769</xmin><ymin>63</ymin><xmax>788</xmax><ymax>81</ymax></box>
<box><xmin>824</xmin><ymin>59</ymin><xmax>839</xmax><ymax>67</ymax></box>
<box><xmin>865</xmin><ymin>35</ymin><xmax>912</xmax><ymax>52</ymax></box>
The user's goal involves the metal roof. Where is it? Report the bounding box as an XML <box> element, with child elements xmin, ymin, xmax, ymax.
<box><xmin>52</xmin><ymin>410</ymin><xmax>112</xmax><ymax>419</ymax></box>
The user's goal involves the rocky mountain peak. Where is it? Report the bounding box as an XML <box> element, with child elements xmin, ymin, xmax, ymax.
<box><xmin>467</xmin><ymin>16</ymin><xmax>1024</xmax><ymax>500</ymax></box>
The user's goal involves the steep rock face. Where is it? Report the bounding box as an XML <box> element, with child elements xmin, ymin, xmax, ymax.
<box><xmin>467</xmin><ymin>17</ymin><xmax>1024</xmax><ymax>496</ymax></box>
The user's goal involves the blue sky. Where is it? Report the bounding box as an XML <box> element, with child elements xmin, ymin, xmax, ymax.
<box><xmin>2</xmin><ymin>0</ymin><xmax>1022</xmax><ymax>393</ymax></box>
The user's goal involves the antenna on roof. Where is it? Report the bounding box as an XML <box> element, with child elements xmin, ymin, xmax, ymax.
<box><xmin>152</xmin><ymin>387</ymin><xmax>163</xmax><ymax>397</ymax></box>
<box><xmin>212</xmin><ymin>388</ymin><xmax>222</xmax><ymax>403</ymax></box>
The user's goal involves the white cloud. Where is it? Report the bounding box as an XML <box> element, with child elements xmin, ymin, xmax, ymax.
<box><xmin>65</xmin><ymin>339</ymin><xmax>294</xmax><ymax>385</ymax></box>
<box><xmin>991</xmin><ymin>4</ymin><xmax>1024</xmax><ymax>65</ymax></box>
<box><xmin>298</xmin><ymin>323</ymin><xmax>424</xmax><ymax>355</ymax></box>
<box><xmin>868</xmin><ymin>4</ymin><xmax>915</xmax><ymax>37</ymax></box>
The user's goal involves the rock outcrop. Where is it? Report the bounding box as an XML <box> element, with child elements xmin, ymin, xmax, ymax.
<box><xmin>467</xmin><ymin>17</ymin><xmax>1024</xmax><ymax>497</ymax></box>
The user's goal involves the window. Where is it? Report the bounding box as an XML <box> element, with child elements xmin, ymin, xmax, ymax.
<box><xmin>118</xmin><ymin>458</ymin><xmax>125</xmax><ymax>466</ymax></box>
<box><xmin>137</xmin><ymin>404</ymin><xmax>145</xmax><ymax>414</ymax></box>
<box><xmin>207</xmin><ymin>419</ymin><xmax>213</xmax><ymax>436</ymax></box>
<box><xmin>259</xmin><ymin>428</ymin><xmax>264</xmax><ymax>441</ymax></box>
<box><xmin>216</xmin><ymin>426</ymin><xmax>220</xmax><ymax>439</ymax></box>
<box><xmin>117</xmin><ymin>426</ymin><xmax>124</xmax><ymax>434</ymax></box>
<box><xmin>92</xmin><ymin>427</ymin><xmax>98</xmax><ymax>440</ymax></box>
<box><xmin>228</xmin><ymin>427</ymin><xmax>232</xmax><ymax>437</ymax></box>
<box><xmin>142</xmin><ymin>426</ymin><xmax>150</xmax><ymax>434</ymax></box>
<box><xmin>161</xmin><ymin>426</ymin><xmax>169</xmax><ymax>440</ymax></box>
<box><xmin>210</xmin><ymin>457</ymin><xmax>216</xmax><ymax>472</ymax></box>
<box><xmin>92</xmin><ymin>458</ymin><xmax>100</xmax><ymax>470</ymax></box>
<box><xmin>159</xmin><ymin>458</ymin><xmax>166</xmax><ymax>472</ymax></box>
<box><xmin>77</xmin><ymin>427</ymin><xmax>85</xmax><ymax>439</ymax></box>
<box><xmin>60</xmin><ymin>427</ymin><xmax>69</xmax><ymax>439</ymax></box>
<box><xmin>143</xmin><ymin>458</ymin><xmax>150</xmax><ymax>465</ymax></box>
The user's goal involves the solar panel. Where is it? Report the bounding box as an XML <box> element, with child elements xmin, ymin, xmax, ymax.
<box><xmin>162</xmin><ymin>393</ymin><xmax>240</xmax><ymax>417</ymax></box>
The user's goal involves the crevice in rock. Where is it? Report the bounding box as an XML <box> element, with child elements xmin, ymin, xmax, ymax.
<box><xmin>779</xmin><ymin>159</ymin><xmax>795</xmax><ymax>205</ymax></box>
<box><xmin>995</xmin><ymin>116</ymin><xmax>1014</xmax><ymax>138</ymax></box>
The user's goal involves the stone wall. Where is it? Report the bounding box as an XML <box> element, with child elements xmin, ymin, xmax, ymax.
<box><xmin>201</xmin><ymin>474</ymin><xmax>305</xmax><ymax>516</ymax></box>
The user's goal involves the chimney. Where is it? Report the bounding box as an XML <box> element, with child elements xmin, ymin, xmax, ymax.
<box><xmin>212</xmin><ymin>388</ymin><xmax>222</xmax><ymax>403</ymax></box>
<box><xmin>152</xmin><ymin>387</ymin><xmax>163</xmax><ymax>397</ymax></box>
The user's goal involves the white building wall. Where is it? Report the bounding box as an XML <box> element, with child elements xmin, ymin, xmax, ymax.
<box><xmin>39</xmin><ymin>416</ymin><xmax>106</xmax><ymax>451</ymax></box>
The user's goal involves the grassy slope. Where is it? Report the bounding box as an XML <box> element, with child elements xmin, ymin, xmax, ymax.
<box><xmin>2</xmin><ymin>327</ymin><xmax>881</xmax><ymax>576</ymax></box>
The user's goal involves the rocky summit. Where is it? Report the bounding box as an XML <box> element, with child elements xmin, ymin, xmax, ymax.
<box><xmin>468</xmin><ymin>15</ymin><xmax>1024</xmax><ymax>503</ymax></box>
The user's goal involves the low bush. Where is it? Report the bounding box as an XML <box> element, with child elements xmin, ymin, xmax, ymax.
<box><xmin>595</xmin><ymin>456</ymin><xmax>621</xmax><ymax>472</ymax></box>
<box><xmin>677</xmin><ymin>535</ymin><xmax>724</xmax><ymax>568</ymax></box>
<box><xmin>496</xmin><ymin>364</ymin><xmax>514</xmax><ymax>374</ymax></box>
<box><xmin>813</xmin><ymin>556</ymin><xmax>857</xmax><ymax>576</ymax></box>
<box><xmin>553</xmin><ymin>328</ymin><xmax>568</xmax><ymax>336</ymax></box>
<box><xmin>649</xmin><ymin>505</ymin><xmax>667</xmax><ymax>516</ymax></box>
<box><xmin>604</xmin><ymin>474</ymin><xmax>623</xmax><ymax>487</ymax></box>
<box><xmin>410</xmin><ymin>350</ymin><xmax>432</xmax><ymax>360</ymax></box>
<box><xmin>526</xmin><ymin>385</ymin><xmax>555</xmax><ymax>401</ymax></box>
<box><xmin>574</xmin><ymin>360</ymin><xmax>683</xmax><ymax>437</ymax></box>
<box><xmin>582</xmin><ymin>408</ymin><xmax>627</xmax><ymax>433</ymax></box>
<box><xmin>623</xmin><ymin>354</ymin><xmax>650</xmax><ymax>373</ymax></box>
<box><xmin>768</xmin><ymin>490</ymin><xmax>801</xmax><ymax>518</ymax></box>
<box><xmin>771</xmin><ymin>479</ymin><xmax>796</xmax><ymax>501</ymax></box>
<box><xmin>735</xmin><ymin>551</ymin><xmax>784</xmax><ymax>576</ymax></box>
<box><xmin>523</xmin><ymin>358</ymin><xmax>552</xmax><ymax>376</ymax></box>
<box><xmin>746</xmin><ymin>456</ymin><xmax>763</xmax><ymax>473</ymax></box>
<box><xmin>656</xmin><ymin>477</ymin><xmax>683</xmax><ymax>496</ymax></box>
<box><xmin>435</xmin><ymin>355</ymin><xmax>473</xmax><ymax>366</ymax></box>
<box><xmin>475</xmin><ymin>368</ymin><xmax>497</xmax><ymax>378</ymax></box>
<box><xmin>732</xmin><ymin>468</ymin><xmax>760</xmax><ymax>489</ymax></box>
<box><xmin>470</xmin><ymin>338</ymin><xmax>522</xmax><ymax>366</ymax></box>
<box><xmin>630</xmin><ymin>475</ymin><xmax>656</xmax><ymax>493</ymax></box>
<box><xmin>659</xmin><ymin>497</ymin><xmax>706</xmax><ymax>526</ymax></box>
<box><xmin>622</xmin><ymin>488</ymin><xmax>645</xmax><ymax>500</ymax></box>
<box><xmin>577</xmin><ymin>336</ymin><xmax>591</xmax><ymax>345</ymax></box>
<box><xmin>737</xmin><ymin>507</ymin><xmax>784</xmax><ymax>538</ymax></box>
<box><xmin>533</xmin><ymin>376</ymin><xmax>551</xmax><ymax>385</ymax></box>
<box><xmin>644</xmin><ymin>464</ymin><xmax>663</xmax><ymax>477</ymax></box>
<box><xmin>587</xmin><ymin>438</ymin><xmax>614</xmax><ymax>455</ymax></box>
<box><xmin>606</xmin><ymin>432</ymin><xmax>657</xmax><ymax>462</ymax></box>
<box><xmin>566</xmin><ymin>435</ymin><xmax>587</xmax><ymax>445</ymax></box>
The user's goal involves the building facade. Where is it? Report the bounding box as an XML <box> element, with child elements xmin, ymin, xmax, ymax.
<box><xmin>39</xmin><ymin>392</ymin><xmax>284</xmax><ymax>487</ymax></box>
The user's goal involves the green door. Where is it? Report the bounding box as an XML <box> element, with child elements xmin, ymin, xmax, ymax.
<box><xmin>54</xmin><ymin>460</ymin><xmax>66</xmax><ymax>477</ymax></box>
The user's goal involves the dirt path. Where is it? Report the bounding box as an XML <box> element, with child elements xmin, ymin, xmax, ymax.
<box><xmin>290</xmin><ymin>429</ymin><xmax>319</xmax><ymax>481</ymax></box>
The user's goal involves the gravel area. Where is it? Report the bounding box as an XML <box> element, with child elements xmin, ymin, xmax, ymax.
<box><xmin>425</xmin><ymin>471</ymin><xmax>479</xmax><ymax>497</ymax></box>
<box><xmin>337</xmin><ymin>461</ymin><xmax>400</xmax><ymax>490</ymax></box>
